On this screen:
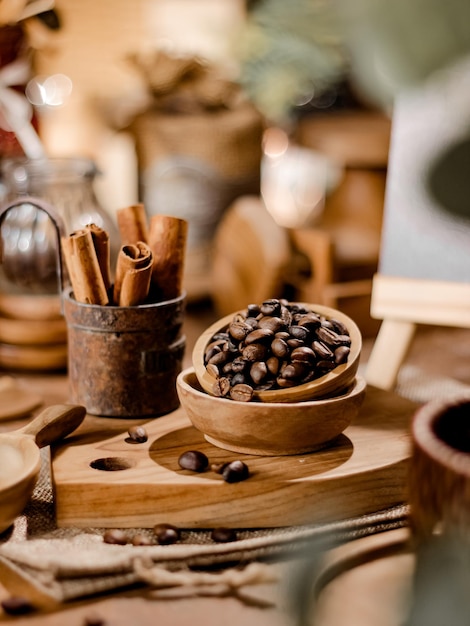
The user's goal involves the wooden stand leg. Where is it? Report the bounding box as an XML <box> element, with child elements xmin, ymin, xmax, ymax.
<box><xmin>365</xmin><ymin>320</ymin><xmax>416</xmax><ymax>391</ymax></box>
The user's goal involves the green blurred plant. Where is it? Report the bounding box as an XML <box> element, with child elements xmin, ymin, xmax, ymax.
<box><xmin>236</xmin><ymin>0</ymin><xmax>349</xmax><ymax>123</ymax></box>
<box><xmin>237</xmin><ymin>0</ymin><xmax>470</xmax><ymax>122</ymax></box>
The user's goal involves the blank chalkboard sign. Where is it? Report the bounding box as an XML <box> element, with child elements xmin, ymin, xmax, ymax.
<box><xmin>365</xmin><ymin>59</ymin><xmax>470</xmax><ymax>390</ymax></box>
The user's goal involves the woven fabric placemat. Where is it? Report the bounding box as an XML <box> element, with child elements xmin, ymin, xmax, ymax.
<box><xmin>0</xmin><ymin>365</ymin><xmax>468</xmax><ymax>603</ymax></box>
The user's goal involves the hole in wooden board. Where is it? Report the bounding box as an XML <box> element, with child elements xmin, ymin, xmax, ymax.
<box><xmin>90</xmin><ymin>457</ymin><xmax>135</xmax><ymax>471</ymax></box>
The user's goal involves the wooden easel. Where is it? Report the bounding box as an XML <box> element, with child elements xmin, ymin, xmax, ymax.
<box><xmin>364</xmin><ymin>63</ymin><xmax>470</xmax><ymax>391</ymax></box>
<box><xmin>365</xmin><ymin>275</ymin><xmax>470</xmax><ymax>390</ymax></box>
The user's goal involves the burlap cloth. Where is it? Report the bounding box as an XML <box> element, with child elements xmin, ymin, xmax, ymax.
<box><xmin>1</xmin><ymin>365</ymin><xmax>469</xmax><ymax>604</ymax></box>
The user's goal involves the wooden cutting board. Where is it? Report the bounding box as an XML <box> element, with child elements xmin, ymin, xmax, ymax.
<box><xmin>51</xmin><ymin>385</ymin><xmax>418</xmax><ymax>529</ymax></box>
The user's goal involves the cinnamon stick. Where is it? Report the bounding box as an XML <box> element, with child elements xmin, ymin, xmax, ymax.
<box><xmin>116</xmin><ymin>204</ymin><xmax>149</xmax><ymax>245</ymax></box>
<box><xmin>61</xmin><ymin>229</ymin><xmax>109</xmax><ymax>305</ymax></box>
<box><xmin>85</xmin><ymin>223</ymin><xmax>111</xmax><ymax>291</ymax></box>
<box><xmin>148</xmin><ymin>215</ymin><xmax>188</xmax><ymax>301</ymax></box>
<box><xmin>113</xmin><ymin>241</ymin><xmax>153</xmax><ymax>306</ymax></box>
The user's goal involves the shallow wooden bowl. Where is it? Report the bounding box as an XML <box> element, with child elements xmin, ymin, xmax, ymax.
<box><xmin>177</xmin><ymin>367</ymin><xmax>367</xmax><ymax>456</ymax></box>
<box><xmin>0</xmin><ymin>405</ymin><xmax>86</xmax><ymax>534</ymax></box>
<box><xmin>192</xmin><ymin>303</ymin><xmax>362</xmax><ymax>403</ymax></box>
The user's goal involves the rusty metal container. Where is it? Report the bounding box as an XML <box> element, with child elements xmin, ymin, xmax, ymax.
<box><xmin>63</xmin><ymin>288</ymin><xmax>186</xmax><ymax>417</ymax></box>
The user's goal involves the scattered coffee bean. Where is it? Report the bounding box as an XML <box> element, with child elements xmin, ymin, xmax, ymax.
<box><xmin>127</xmin><ymin>425</ymin><xmax>148</xmax><ymax>443</ymax></box>
<box><xmin>103</xmin><ymin>529</ymin><xmax>128</xmax><ymax>545</ymax></box>
<box><xmin>1</xmin><ymin>596</ymin><xmax>35</xmax><ymax>615</ymax></box>
<box><xmin>154</xmin><ymin>523</ymin><xmax>181</xmax><ymax>545</ymax></box>
<box><xmin>178</xmin><ymin>450</ymin><xmax>209</xmax><ymax>472</ymax></box>
<box><xmin>211</xmin><ymin>527</ymin><xmax>237</xmax><ymax>543</ymax></box>
<box><xmin>222</xmin><ymin>460</ymin><xmax>250</xmax><ymax>483</ymax></box>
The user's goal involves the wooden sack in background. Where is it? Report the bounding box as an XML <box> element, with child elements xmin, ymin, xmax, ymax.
<box><xmin>126</xmin><ymin>50</ymin><xmax>265</xmax><ymax>300</ymax></box>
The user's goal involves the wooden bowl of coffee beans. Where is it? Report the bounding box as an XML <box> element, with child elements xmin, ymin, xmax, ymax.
<box><xmin>192</xmin><ymin>300</ymin><xmax>362</xmax><ymax>403</ymax></box>
<box><xmin>177</xmin><ymin>367</ymin><xmax>367</xmax><ymax>455</ymax></box>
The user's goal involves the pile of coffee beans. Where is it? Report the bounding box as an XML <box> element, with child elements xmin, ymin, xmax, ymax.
<box><xmin>204</xmin><ymin>299</ymin><xmax>352</xmax><ymax>401</ymax></box>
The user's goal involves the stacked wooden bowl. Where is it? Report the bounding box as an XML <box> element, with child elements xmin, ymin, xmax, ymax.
<box><xmin>0</xmin><ymin>293</ymin><xmax>67</xmax><ymax>371</ymax></box>
<box><xmin>178</xmin><ymin>301</ymin><xmax>365</xmax><ymax>455</ymax></box>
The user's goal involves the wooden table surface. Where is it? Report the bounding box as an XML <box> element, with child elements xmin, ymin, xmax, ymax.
<box><xmin>1</xmin><ymin>302</ymin><xmax>469</xmax><ymax>625</ymax></box>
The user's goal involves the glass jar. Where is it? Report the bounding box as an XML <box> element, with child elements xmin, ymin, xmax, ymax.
<box><xmin>0</xmin><ymin>157</ymin><xmax>119</xmax><ymax>295</ymax></box>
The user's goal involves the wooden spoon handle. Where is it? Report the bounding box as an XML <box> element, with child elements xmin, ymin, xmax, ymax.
<box><xmin>16</xmin><ymin>404</ymin><xmax>86</xmax><ymax>448</ymax></box>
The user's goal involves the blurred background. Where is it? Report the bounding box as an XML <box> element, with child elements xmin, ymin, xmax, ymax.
<box><xmin>0</xmin><ymin>0</ymin><xmax>469</xmax><ymax>340</ymax></box>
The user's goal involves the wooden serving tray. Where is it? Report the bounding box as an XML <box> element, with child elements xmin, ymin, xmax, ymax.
<box><xmin>51</xmin><ymin>385</ymin><xmax>418</xmax><ymax>529</ymax></box>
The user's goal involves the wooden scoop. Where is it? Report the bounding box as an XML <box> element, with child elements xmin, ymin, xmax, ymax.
<box><xmin>193</xmin><ymin>303</ymin><xmax>362</xmax><ymax>403</ymax></box>
<box><xmin>0</xmin><ymin>404</ymin><xmax>86</xmax><ymax>534</ymax></box>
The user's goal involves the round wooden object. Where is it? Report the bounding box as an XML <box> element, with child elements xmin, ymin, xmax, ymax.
<box><xmin>192</xmin><ymin>303</ymin><xmax>362</xmax><ymax>403</ymax></box>
<box><xmin>0</xmin><ymin>343</ymin><xmax>67</xmax><ymax>371</ymax></box>
<box><xmin>0</xmin><ymin>315</ymin><xmax>67</xmax><ymax>345</ymax></box>
<box><xmin>0</xmin><ymin>404</ymin><xmax>86</xmax><ymax>533</ymax></box>
<box><xmin>409</xmin><ymin>395</ymin><xmax>470</xmax><ymax>540</ymax></box>
<box><xmin>0</xmin><ymin>293</ymin><xmax>62</xmax><ymax>321</ymax></box>
<box><xmin>177</xmin><ymin>367</ymin><xmax>366</xmax><ymax>455</ymax></box>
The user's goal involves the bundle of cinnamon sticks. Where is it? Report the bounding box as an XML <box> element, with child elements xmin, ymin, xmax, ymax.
<box><xmin>61</xmin><ymin>204</ymin><xmax>188</xmax><ymax>306</ymax></box>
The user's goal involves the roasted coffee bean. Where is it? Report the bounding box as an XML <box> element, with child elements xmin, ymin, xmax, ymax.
<box><xmin>246</xmin><ymin>303</ymin><xmax>260</xmax><ymax>317</ymax></box>
<box><xmin>312</xmin><ymin>340</ymin><xmax>334</xmax><ymax>360</ymax></box>
<box><xmin>245</xmin><ymin>328</ymin><xmax>274</xmax><ymax>344</ymax></box>
<box><xmin>279</xmin><ymin>304</ymin><xmax>293</xmax><ymax>326</ymax></box>
<box><xmin>230</xmin><ymin>383</ymin><xmax>254</xmax><ymax>402</ymax></box>
<box><xmin>316</xmin><ymin>326</ymin><xmax>343</xmax><ymax>347</ymax></box>
<box><xmin>178</xmin><ymin>450</ymin><xmax>209</xmax><ymax>472</ymax></box>
<box><xmin>280</xmin><ymin>361</ymin><xmax>307</xmax><ymax>380</ymax></box>
<box><xmin>127</xmin><ymin>425</ymin><xmax>148</xmax><ymax>443</ymax></box>
<box><xmin>334</xmin><ymin>345</ymin><xmax>350</xmax><ymax>364</ymax></box>
<box><xmin>276</xmin><ymin>376</ymin><xmax>296</xmax><ymax>388</ymax></box>
<box><xmin>317</xmin><ymin>359</ymin><xmax>337</xmax><ymax>371</ymax></box>
<box><xmin>131</xmin><ymin>533</ymin><xmax>155</xmax><ymax>546</ymax></box>
<box><xmin>228</xmin><ymin>320</ymin><xmax>251</xmax><ymax>341</ymax></box>
<box><xmin>242</xmin><ymin>343</ymin><xmax>268</xmax><ymax>362</ymax></box>
<box><xmin>154</xmin><ymin>523</ymin><xmax>181</xmax><ymax>545</ymax></box>
<box><xmin>212</xmin><ymin>376</ymin><xmax>231</xmax><ymax>397</ymax></box>
<box><xmin>206</xmin><ymin>363</ymin><xmax>219</xmax><ymax>378</ymax></box>
<box><xmin>103</xmin><ymin>529</ymin><xmax>128</xmax><ymax>545</ymax></box>
<box><xmin>291</xmin><ymin>346</ymin><xmax>316</xmax><ymax>363</ymax></box>
<box><xmin>287</xmin><ymin>338</ymin><xmax>304</xmax><ymax>350</ymax></box>
<box><xmin>231</xmin><ymin>372</ymin><xmax>247</xmax><ymax>386</ymax></box>
<box><xmin>288</xmin><ymin>325</ymin><xmax>309</xmax><ymax>341</ymax></box>
<box><xmin>204</xmin><ymin>337</ymin><xmax>227</xmax><ymax>359</ymax></box>
<box><xmin>231</xmin><ymin>356</ymin><xmax>248</xmax><ymax>373</ymax></box>
<box><xmin>330</xmin><ymin>318</ymin><xmax>349</xmax><ymax>335</ymax></box>
<box><xmin>211</xmin><ymin>527</ymin><xmax>237</xmax><ymax>543</ymax></box>
<box><xmin>297</xmin><ymin>313</ymin><xmax>321</xmax><ymax>330</ymax></box>
<box><xmin>250</xmin><ymin>361</ymin><xmax>268</xmax><ymax>385</ymax></box>
<box><xmin>222</xmin><ymin>460</ymin><xmax>250</xmax><ymax>483</ymax></box>
<box><xmin>257</xmin><ymin>315</ymin><xmax>284</xmax><ymax>333</ymax></box>
<box><xmin>222</xmin><ymin>362</ymin><xmax>234</xmax><ymax>375</ymax></box>
<box><xmin>1</xmin><ymin>596</ymin><xmax>35</xmax><ymax>616</ymax></box>
<box><xmin>266</xmin><ymin>355</ymin><xmax>280</xmax><ymax>375</ymax></box>
<box><xmin>207</xmin><ymin>350</ymin><xmax>229</xmax><ymax>367</ymax></box>
<box><xmin>260</xmin><ymin>298</ymin><xmax>282</xmax><ymax>316</ymax></box>
<box><xmin>271</xmin><ymin>336</ymin><xmax>289</xmax><ymax>358</ymax></box>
